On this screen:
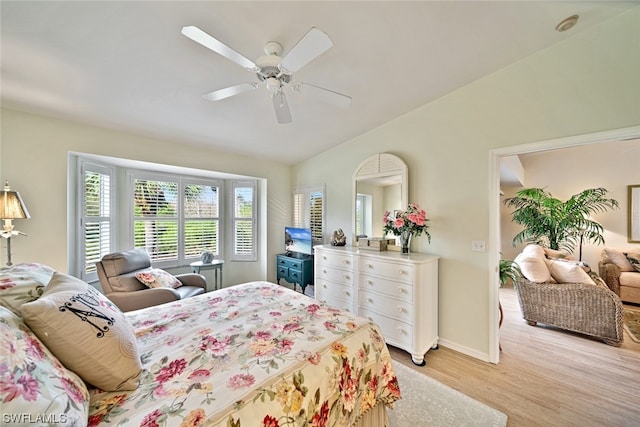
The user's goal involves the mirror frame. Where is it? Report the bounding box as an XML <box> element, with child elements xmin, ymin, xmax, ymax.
<box><xmin>352</xmin><ymin>153</ymin><xmax>408</xmax><ymax>245</ymax></box>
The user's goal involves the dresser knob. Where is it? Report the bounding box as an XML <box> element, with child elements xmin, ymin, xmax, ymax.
<box><xmin>366</xmin><ymin>264</ymin><xmax>373</xmax><ymax>269</ymax></box>
<box><xmin>398</xmin><ymin>287</ymin><xmax>407</xmax><ymax>294</ymax></box>
<box><xmin>344</xmin><ymin>275</ymin><xmax>350</xmax><ymax>280</ymax></box>
<box><xmin>322</xmin><ymin>269</ymin><xmax>327</xmax><ymax>274</ymax></box>
<box><xmin>345</xmin><ymin>291</ymin><xmax>351</xmax><ymax>296</ymax></box>
<box><xmin>397</xmin><ymin>306</ymin><xmax>406</xmax><ymax>313</ymax></box>
<box><xmin>323</xmin><ymin>284</ymin><xmax>327</xmax><ymax>289</ymax></box>
<box><xmin>397</xmin><ymin>268</ymin><xmax>407</xmax><ymax>275</ymax></box>
<box><xmin>367</xmin><ymin>297</ymin><xmax>374</xmax><ymax>304</ymax></box>
<box><xmin>397</xmin><ymin>327</ymin><xmax>407</xmax><ymax>335</ymax></box>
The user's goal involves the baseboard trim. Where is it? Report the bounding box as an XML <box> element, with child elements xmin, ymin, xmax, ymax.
<box><xmin>437</xmin><ymin>338</ymin><xmax>492</xmax><ymax>363</ymax></box>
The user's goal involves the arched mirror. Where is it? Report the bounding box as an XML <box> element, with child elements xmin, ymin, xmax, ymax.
<box><xmin>352</xmin><ymin>153</ymin><xmax>408</xmax><ymax>244</ymax></box>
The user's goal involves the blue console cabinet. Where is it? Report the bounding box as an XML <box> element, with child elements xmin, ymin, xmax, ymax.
<box><xmin>276</xmin><ymin>253</ymin><xmax>314</xmax><ymax>294</ymax></box>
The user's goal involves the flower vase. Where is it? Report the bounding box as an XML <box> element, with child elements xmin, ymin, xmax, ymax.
<box><xmin>399</xmin><ymin>231</ymin><xmax>412</xmax><ymax>254</ymax></box>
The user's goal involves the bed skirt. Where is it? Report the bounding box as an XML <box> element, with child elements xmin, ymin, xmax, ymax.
<box><xmin>354</xmin><ymin>402</ymin><xmax>389</xmax><ymax>427</ymax></box>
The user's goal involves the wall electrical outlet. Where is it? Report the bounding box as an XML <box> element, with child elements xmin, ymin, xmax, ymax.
<box><xmin>471</xmin><ymin>240</ymin><xmax>486</xmax><ymax>252</ymax></box>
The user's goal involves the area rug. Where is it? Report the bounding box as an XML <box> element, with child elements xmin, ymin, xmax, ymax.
<box><xmin>389</xmin><ymin>362</ymin><xmax>507</xmax><ymax>427</ymax></box>
<box><xmin>623</xmin><ymin>307</ymin><xmax>640</xmax><ymax>343</ymax></box>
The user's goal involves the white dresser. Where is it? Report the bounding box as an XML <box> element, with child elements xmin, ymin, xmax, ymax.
<box><xmin>314</xmin><ymin>245</ymin><xmax>439</xmax><ymax>365</ymax></box>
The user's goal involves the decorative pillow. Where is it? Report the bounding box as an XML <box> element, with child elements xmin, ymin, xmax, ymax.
<box><xmin>624</xmin><ymin>252</ymin><xmax>640</xmax><ymax>273</ymax></box>
<box><xmin>135</xmin><ymin>268</ymin><xmax>182</xmax><ymax>289</ymax></box>
<box><xmin>601</xmin><ymin>248</ymin><xmax>635</xmax><ymax>272</ymax></box>
<box><xmin>0</xmin><ymin>263</ymin><xmax>55</xmax><ymax>316</ymax></box>
<box><xmin>547</xmin><ymin>259</ymin><xmax>596</xmax><ymax>286</ymax></box>
<box><xmin>0</xmin><ymin>306</ymin><xmax>89</xmax><ymax>424</ymax></box>
<box><xmin>21</xmin><ymin>272</ymin><xmax>142</xmax><ymax>391</ymax></box>
<box><xmin>514</xmin><ymin>245</ymin><xmax>551</xmax><ymax>283</ymax></box>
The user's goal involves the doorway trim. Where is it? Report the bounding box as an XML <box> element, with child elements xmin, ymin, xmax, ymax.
<box><xmin>488</xmin><ymin>125</ymin><xmax>640</xmax><ymax>364</ymax></box>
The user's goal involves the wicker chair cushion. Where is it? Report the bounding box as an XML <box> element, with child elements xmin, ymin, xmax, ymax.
<box><xmin>547</xmin><ymin>259</ymin><xmax>595</xmax><ymax>285</ymax></box>
<box><xmin>515</xmin><ymin>245</ymin><xmax>551</xmax><ymax>283</ymax></box>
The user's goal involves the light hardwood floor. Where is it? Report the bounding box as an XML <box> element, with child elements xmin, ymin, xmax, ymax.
<box><xmin>389</xmin><ymin>286</ymin><xmax>640</xmax><ymax>426</ymax></box>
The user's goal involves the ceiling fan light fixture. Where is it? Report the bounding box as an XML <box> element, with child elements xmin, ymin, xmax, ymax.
<box><xmin>266</xmin><ymin>77</ymin><xmax>281</xmax><ymax>93</ymax></box>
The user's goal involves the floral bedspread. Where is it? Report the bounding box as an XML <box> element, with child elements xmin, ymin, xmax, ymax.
<box><xmin>88</xmin><ymin>281</ymin><xmax>400</xmax><ymax>426</ymax></box>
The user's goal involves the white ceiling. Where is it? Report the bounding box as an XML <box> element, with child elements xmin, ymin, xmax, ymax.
<box><xmin>1</xmin><ymin>1</ymin><xmax>636</xmax><ymax>164</ymax></box>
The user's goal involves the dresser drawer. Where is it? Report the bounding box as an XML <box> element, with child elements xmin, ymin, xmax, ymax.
<box><xmin>359</xmin><ymin>257</ymin><xmax>414</xmax><ymax>283</ymax></box>
<box><xmin>277</xmin><ymin>256</ymin><xmax>303</xmax><ymax>270</ymax></box>
<box><xmin>316</xmin><ymin>264</ymin><xmax>354</xmax><ymax>285</ymax></box>
<box><xmin>316</xmin><ymin>251</ymin><xmax>354</xmax><ymax>270</ymax></box>
<box><xmin>316</xmin><ymin>278</ymin><xmax>354</xmax><ymax>312</ymax></box>
<box><xmin>358</xmin><ymin>292</ymin><xmax>413</xmax><ymax>323</ymax></box>
<box><xmin>358</xmin><ymin>275</ymin><xmax>412</xmax><ymax>303</ymax></box>
<box><xmin>359</xmin><ymin>308</ymin><xmax>412</xmax><ymax>349</ymax></box>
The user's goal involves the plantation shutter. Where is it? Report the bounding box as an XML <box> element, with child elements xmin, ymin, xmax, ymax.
<box><xmin>132</xmin><ymin>176</ymin><xmax>179</xmax><ymax>262</ymax></box>
<box><xmin>292</xmin><ymin>186</ymin><xmax>325</xmax><ymax>244</ymax></box>
<box><xmin>232</xmin><ymin>181</ymin><xmax>256</xmax><ymax>261</ymax></box>
<box><xmin>184</xmin><ymin>182</ymin><xmax>219</xmax><ymax>258</ymax></box>
<box><xmin>81</xmin><ymin>163</ymin><xmax>113</xmax><ymax>282</ymax></box>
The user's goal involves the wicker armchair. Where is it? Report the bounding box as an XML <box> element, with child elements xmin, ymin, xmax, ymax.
<box><xmin>514</xmin><ymin>277</ymin><xmax>624</xmax><ymax>346</ymax></box>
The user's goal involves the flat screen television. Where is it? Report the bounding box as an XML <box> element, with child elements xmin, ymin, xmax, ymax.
<box><xmin>285</xmin><ymin>227</ymin><xmax>313</xmax><ymax>256</ymax></box>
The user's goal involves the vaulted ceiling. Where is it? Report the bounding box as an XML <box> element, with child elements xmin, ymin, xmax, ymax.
<box><xmin>1</xmin><ymin>1</ymin><xmax>636</xmax><ymax>164</ymax></box>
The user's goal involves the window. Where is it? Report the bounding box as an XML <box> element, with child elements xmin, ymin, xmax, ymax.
<box><xmin>72</xmin><ymin>155</ymin><xmax>258</xmax><ymax>279</ymax></box>
<box><xmin>131</xmin><ymin>173</ymin><xmax>222</xmax><ymax>265</ymax></box>
<box><xmin>293</xmin><ymin>186</ymin><xmax>325</xmax><ymax>244</ymax></box>
<box><xmin>184</xmin><ymin>182</ymin><xmax>219</xmax><ymax>258</ymax></box>
<box><xmin>80</xmin><ymin>163</ymin><xmax>114</xmax><ymax>282</ymax></box>
<box><xmin>232</xmin><ymin>181</ymin><xmax>256</xmax><ymax>261</ymax></box>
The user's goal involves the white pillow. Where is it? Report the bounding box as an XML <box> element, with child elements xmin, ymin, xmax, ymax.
<box><xmin>514</xmin><ymin>245</ymin><xmax>551</xmax><ymax>283</ymax></box>
<box><xmin>547</xmin><ymin>259</ymin><xmax>596</xmax><ymax>285</ymax></box>
<box><xmin>21</xmin><ymin>272</ymin><xmax>142</xmax><ymax>391</ymax></box>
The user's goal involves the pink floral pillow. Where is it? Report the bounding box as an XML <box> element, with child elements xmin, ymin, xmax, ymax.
<box><xmin>135</xmin><ymin>268</ymin><xmax>182</xmax><ymax>289</ymax></box>
<box><xmin>0</xmin><ymin>263</ymin><xmax>55</xmax><ymax>316</ymax></box>
<box><xmin>0</xmin><ymin>306</ymin><xmax>89</xmax><ymax>424</ymax></box>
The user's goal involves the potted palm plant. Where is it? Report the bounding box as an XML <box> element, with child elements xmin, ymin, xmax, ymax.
<box><xmin>503</xmin><ymin>187</ymin><xmax>619</xmax><ymax>257</ymax></box>
<box><xmin>499</xmin><ymin>257</ymin><xmax>521</xmax><ymax>288</ymax></box>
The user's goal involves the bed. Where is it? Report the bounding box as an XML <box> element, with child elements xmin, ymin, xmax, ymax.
<box><xmin>1</xmin><ymin>264</ymin><xmax>401</xmax><ymax>427</ymax></box>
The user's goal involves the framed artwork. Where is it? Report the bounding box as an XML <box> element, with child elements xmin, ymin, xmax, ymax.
<box><xmin>629</xmin><ymin>185</ymin><xmax>640</xmax><ymax>243</ymax></box>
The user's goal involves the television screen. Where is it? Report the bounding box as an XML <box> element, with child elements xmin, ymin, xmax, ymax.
<box><xmin>285</xmin><ymin>227</ymin><xmax>313</xmax><ymax>255</ymax></box>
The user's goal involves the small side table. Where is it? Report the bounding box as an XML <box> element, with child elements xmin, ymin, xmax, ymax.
<box><xmin>190</xmin><ymin>260</ymin><xmax>224</xmax><ymax>291</ymax></box>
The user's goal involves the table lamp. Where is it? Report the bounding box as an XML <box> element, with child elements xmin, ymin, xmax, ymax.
<box><xmin>0</xmin><ymin>181</ymin><xmax>30</xmax><ymax>266</ymax></box>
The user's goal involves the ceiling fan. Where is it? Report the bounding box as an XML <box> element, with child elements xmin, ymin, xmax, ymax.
<box><xmin>181</xmin><ymin>26</ymin><xmax>351</xmax><ymax>124</ymax></box>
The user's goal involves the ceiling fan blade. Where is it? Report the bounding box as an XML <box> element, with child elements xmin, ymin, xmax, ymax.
<box><xmin>272</xmin><ymin>91</ymin><xmax>292</xmax><ymax>124</ymax></box>
<box><xmin>281</xmin><ymin>27</ymin><xmax>333</xmax><ymax>73</ymax></box>
<box><xmin>293</xmin><ymin>82</ymin><xmax>352</xmax><ymax>109</ymax></box>
<box><xmin>181</xmin><ymin>26</ymin><xmax>257</xmax><ymax>71</ymax></box>
<box><xmin>202</xmin><ymin>83</ymin><xmax>257</xmax><ymax>101</ymax></box>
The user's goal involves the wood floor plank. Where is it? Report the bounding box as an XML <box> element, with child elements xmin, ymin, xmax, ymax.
<box><xmin>389</xmin><ymin>286</ymin><xmax>640</xmax><ymax>426</ymax></box>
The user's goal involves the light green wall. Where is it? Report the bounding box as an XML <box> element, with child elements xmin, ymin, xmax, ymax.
<box><xmin>0</xmin><ymin>109</ymin><xmax>292</xmax><ymax>285</ymax></box>
<box><xmin>293</xmin><ymin>8</ymin><xmax>640</xmax><ymax>359</ymax></box>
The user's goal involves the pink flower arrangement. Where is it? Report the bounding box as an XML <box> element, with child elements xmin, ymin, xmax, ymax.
<box><xmin>383</xmin><ymin>203</ymin><xmax>431</xmax><ymax>242</ymax></box>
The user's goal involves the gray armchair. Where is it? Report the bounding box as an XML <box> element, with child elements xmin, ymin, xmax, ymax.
<box><xmin>96</xmin><ymin>249</ymin><xmax>207</xmax><ymax>312</ymax></box>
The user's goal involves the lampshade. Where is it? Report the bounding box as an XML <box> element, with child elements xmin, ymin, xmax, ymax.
<box><xmin>0</xmin><ymin>181</ymin><xmax>30</xmax><ymax>220</ymax></box>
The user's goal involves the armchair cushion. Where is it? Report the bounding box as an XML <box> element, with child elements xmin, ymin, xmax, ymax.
<box><xmin>135</xmin><ymin>268</ymin><xmax>182</xmax><ymax>289</ymax></box>
<box><xmin>601</xmin><ymin>247</ymin><xmax>636</xmax><ymax>272</ymax></box>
